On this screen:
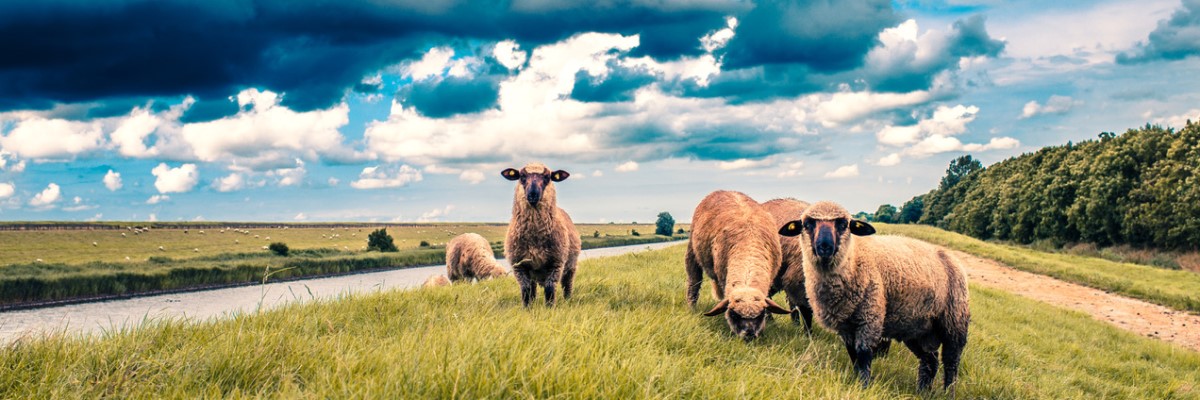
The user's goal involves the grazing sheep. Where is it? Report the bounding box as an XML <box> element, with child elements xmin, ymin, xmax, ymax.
<box><xmin>686</xmin><ymin>190</ymin><xmax>791</xmax><ymax>341</ymax></box>
<box><xmin>779</xmin><ymin>201</ymin><xmax>970</xmax><ymax>393</ymax></box>
<box><xmin>761</xmin><ymin>198</ymin><xmax>815</xmax><ymax>331</ymax></box>
<box><xmin>423</xmin><ymin>275</ymin><xmax>451</xmax><ymax>288</ymax></box>
<box><xmin>501</xmin><ymin>163</ymin><xmax>581</xmax><ymax>307</ymax></box>
<box><xmin>446</xmin><ymin>233</ymin><xmax>507</xmax><ymax>282</ymax></box>
<box><xmin>158</xmin><ymin>246</ymin><xmax>165</xmax><ymax>251</ymax></box>
<box><xmin>92</xmin><ymin>241</ymin><xmax>98</xmax><ymax>247</ymax></box>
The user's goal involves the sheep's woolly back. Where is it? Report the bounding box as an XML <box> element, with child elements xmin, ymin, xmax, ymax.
<box><xmin>504</xmin><ymin>163</ymin><xmax>581</xmax><ymax>274</ymax></box>
<box><xmin>446</xmin><ymin>233</ymin><xmax>507</xmax><ymax>281</ymax></box>
<box><xmin>423</xmin><ymin>274</ymin><xmax>451</xmax><ymax>288</ymax></box>
<box><xmin>689</xmin><ymin>190</ymin><xmax>782</xmax><ymax>317</ymax></box>
<box><xmin>762</xmin><ymin>198</ymin><xmax>810</xmax><ymax>282</ymax></box>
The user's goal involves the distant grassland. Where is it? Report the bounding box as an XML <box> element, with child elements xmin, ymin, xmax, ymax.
<box><xmin>0</xmin><ymin>223</ymin><xmax>686</xmax><ymax>307</ymax></box>
<box><xmin>1</xmin><ymin>246</ymin><xmax>1197</xmax><ymax>398</ymax></box>
<box><xmin>879</xmin><ymin>223</ymin><xmax>1200</xmax><ymax>314</ymax></box>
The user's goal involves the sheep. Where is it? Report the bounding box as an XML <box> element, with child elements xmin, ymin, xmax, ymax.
<box><xmin>779</xmin><ymin>201</ymin><xmax>970</xmax><ymax>393</ymax></box>
<box><xmin>92</xmin><ymin>241</ymin><xmax>98</xmax><ymax>247</ymax></box>
<box><xmin>423</xmin><ymin>274</ymin><xmax>451</xmax><ymax>288</ymax></box>
<box><xmin>446</xmin><ymin>233</ymin><xmax>508</xmax><ymax>282</ymax></box>
<box><xmin>686</xmin><ymin>190</ymin><xmax>791</xmax><ymax>341</ymax></box>
<box><xmin>501</xmin><ymin>163</ymin><xmax>581</xmax><ymax>307</ymax></box>
<box><xmin>761</xmin><ymin>198</ymin><xmax>815</xmax><ymax>331</ymax></box>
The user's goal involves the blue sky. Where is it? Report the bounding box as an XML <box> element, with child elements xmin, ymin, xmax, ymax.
<box><xmin>1</xmin><ymin>0</ymin><xmax>1199</xmax><ymax>223</ymax></box>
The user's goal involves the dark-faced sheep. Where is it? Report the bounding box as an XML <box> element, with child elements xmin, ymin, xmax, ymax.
<box><xmin>779</xmin><ymin>201</ymin><xmax>970</xmax><ymax>394</ymax></box>
<box><xmin>501</xmin><ymin>163</ymin><xmax>581</xmax><ymax>307</ymax></box>
<box><xmin>446</xmin><ymin>233</ymin><xmax>508</xmax><ymax>282</ymax></box>
<box><xmin>761</xmin><ymin>198</ymin><xmax>815</xmax><ymax>331</ymax></box>
<box><xmin>686</xmin><ymin>190</ymin><xmax>791</xmax><ymax>341</ymax></box>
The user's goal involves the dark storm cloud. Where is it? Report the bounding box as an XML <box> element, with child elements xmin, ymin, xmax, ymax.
<box><xmin>0</xmin><ymin>0</ymin><xmax>741</xmax><ymax>112</ymax></box>
<box><xmin>570</xmin><ymin>63</ymin><xmax>657</xmax><ymax>103</ymax></box>
<box><xmin>1117</xmin><ymin>0</ymin><xmax>1200</xmax><ymax>64</ymax></box>
<box><xmin>719</xmin><ymin>0</ymin><xmax>900</xmax><ymax>72</ymax></box>
<box><xmin>398</xmin><ymin>75</ymin><xmax>502</xmax><ymax>118</ymax></box>
<box><xmin>870</xmin><ymin>15</ymin><xmax>1005</xmax><ymax>93</ymax></box>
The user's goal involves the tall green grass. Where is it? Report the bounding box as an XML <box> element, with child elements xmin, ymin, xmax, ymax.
<box><xmin>879</xmin><ymin>223</ymin><xmax>1200</xmax><ymax>313</ymax></box>
<box><xmin>2</xmin><ymin>245</ymin><xmax>1197</xmax><ymax>398</ymax></box>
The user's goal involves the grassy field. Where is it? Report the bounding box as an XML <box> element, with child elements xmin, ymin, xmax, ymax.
<box><xmin>0</xmin><ymin>223</ymin><xmax>673</xmax><ymax>265</ymax></box>
<box><xmin>1</xmin><ymin>245</ymin><xmax>1197</xmax><ymax>398</ymax></box>
<box><xmin>0</xmin><ymin>223</ymin><xmax>684</xmax><ymax>307</ymax></box>
<box><xmin>878</xmin><ymin>223</ymin><xmax>1200</xmax><ymax>313</ymax></box>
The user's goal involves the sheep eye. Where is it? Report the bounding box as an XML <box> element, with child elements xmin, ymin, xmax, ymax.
<box><xmin>803</xmin><ymin>219</ymin><xmax>816</xmax><ymax>230</ymax></box>
<box><xmin>835</xmin><ymin>219</ymin><xmax>848</xmax><ymax>230</ymax></box>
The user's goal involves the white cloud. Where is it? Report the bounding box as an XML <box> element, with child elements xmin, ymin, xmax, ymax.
<box><xmin>9</xmin><ymin>160</ymin><xmax>25</xmax><ymax>173</ymax></box>
<box><xmin>148</xmin><ymin>213</ymin><xmax>157</xmax><ymax>222</ymax></box>
<box><xmin>213</xmin><ymin>173</ymin><xmax>245</xmax><ymax>192</ymax></box>
<box><xmin>0</xmin><ymin>118</ymin><xmax>105</xmax><ymax>159</ymax></box>
<box><xmin>493</xmin><ymin>40</ymin><xmax>528</xmax><ymax>70</ymax></box>
<box><xmin>592</xmin><ymin>170</ymin><xmax>604</xmax><ymax>177</ymax></box>
<box><xmin>0</xmin><ymin>182</ymin><xmax>13</xmax><ymax>199</ymax></box>
<box><xmin>878</xmin><ymin>105</ymin><xmax>980</xmax><ymax>146</ymax></box>
<box><xmin>269</xmin><ymin>159</ymin><xmax>306</xmax><ymax>187</ymax></box>
<box><xmin>29</xmin><ymin>183</ymin><xmax>61</xmax><ymax>207</ymax></box>
<box><xmin>907</xmin><ymin>136</ymin><xmax>1021</xmax><ymax>158</ymax></box>
<box><xmin>418</xmin><ymin>205</ymin><xmax>456</xmax><ymax>222</ymax></box>
<box><xmin>459</xmin><ymin>169</ymin><xmax>486</xmax><ymax>184</ymax></box>
<box><xmin>825</xmin><ymin>164</ymin><xmax>860</xmax><ymax>178</ymax></box>
<box><xmin>1153</xmin><ymin>109</ymin><xmax>1200</xmax><ymax>128</ymax></box>
<box><xmin>877</xmin><ymin>153</ymin><xmax>902</xmax><ymax>166</ymax></box>
<box><xmin>350</xmin><ymin>164</ymin><xmax>423</xmax><ymax>189</ymax></box>
<box><xmin>777</xmin><ymin>161</ymin><xmax>805</xmax><ymax>178</ymax></box>
<box><xmin>615</xmin><ymin>161</ymin><xmax>639</xmax><ymax>172</ymax></box>
<box><xmin>717</xmin><ymin>158</ymin><xmax>774</xmax><ymax>170</ymax></box>
<box><xmin>294</xmin><ymin>212</ymin><xmax>307</xmax><ymax>221</ymax></box>
<box><xmin>404</xmin><ymin>47</ymin><xmax>456</xmax><ymax>81</ymax></box>
<box><xmin>813</xmin><ymin>90</ymin><xmax>933</xmax><ymax>127</ymax></box>
<box><xmin>327</xmin><ymin>177</ymin><xmax>340</xmax><ymax>186</ymax></box>
<box><xmin>151</xmin><ymin>163</ymin><xmax>199</xmax><ymax>193</ymax></box>
<box><xmin>1019</xmin><ymin>95</ymin><xmax>1081</xmax><ymax>119</ymax></box>
<box><xmin>103</xmin><ymin>170</ymin><xmax>123</xmax><ymax>191</ymax></box>
<box><xmin>86</xmin><ymin>213</ymin><xmax>103</xmax><ymax>222</ymax></box>
<box><xmin>146</xmin><ymin>195</ymin><xmax>170</xmax><ymax>205</ymax></box>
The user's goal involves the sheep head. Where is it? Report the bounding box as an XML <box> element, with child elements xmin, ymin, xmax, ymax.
<box><xmin>502</xmin><ymin>163</ymin><xmax>569</xmax><ymax>208</ymax></box>
<box><xmin>778</xmin><ymin>201</ymin><xmax>874</xmax><ymax>270</ymax></box>
<box><xmin>704</xmin><ymin>287</ymin><xmax>790</xmax><ymax>341</ymax></box>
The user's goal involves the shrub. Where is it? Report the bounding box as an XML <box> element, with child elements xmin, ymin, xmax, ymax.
<box><xmin>419</xmin><ymin>240</ymin><xmax>430</xmax><ymax>248</ymax></box>
<box><xmin>367</xmin><ymin>228</ymin><xmax>399</xmax><ymax>252</ymax></box>
<box><xmin>631</xmin><ymin>229</ymin><xmax>640</xmax><ymax>237</ymax></box>
<box><xmin>655</xmin><ymin>212</ymin><xmax>675</xmax><ymax>236</ymax></box>
<box><xmin>593</xmin><ymin>230</ymin><xmax>600</xmax><ymax>238</ymax></box>
<box><xmin>676</xmin><ymin>228</ymin><xmax>685</xmax><ymax>235</ymax></box>
<box><xmin>268</xmin><ymin>242</ymin><xmax>289</xmax><ymax>256</ymax></box>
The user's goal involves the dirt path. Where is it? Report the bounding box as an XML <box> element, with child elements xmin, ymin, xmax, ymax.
<box><xmin>950</xmin><ymin>250</ymin><xmax>1200</xmax><ymax>352</ymax></box>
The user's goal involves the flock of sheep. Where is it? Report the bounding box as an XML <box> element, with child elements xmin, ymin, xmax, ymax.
<box><xmin>424</xmin><ymin>163</ymin><xmax>971</xmax><ymax>395</ymax></box>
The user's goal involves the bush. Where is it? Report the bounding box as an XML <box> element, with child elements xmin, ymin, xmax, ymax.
<box><xmin>655</xmin><ymin>212</ymin><xmax>675</xmax><ymax>236</ymax></box>
<box><xmin>268</xmin><ymin>242</ymin><xmax>289</xmax><ymax>256</ymax></box>
<box><xmin>631</xmin><ymin>229</ymin><xmax>641</xmax><ymax>237</ymax></box>
<box><xmin>676</xmin><ymin>228</ymin><xmax>685</xmax><ymax>235</ymax></box>
<box><xmin>593</xmin><ymin>230</ymin><xmax>600</xmax><ymax>238</ymax></box>
<box><xmin>419</xmin><ymin>240</ymin><xmax>430</xmax><ymax>248</ymax></box>
<box><xmin>367</xmin><ymin>228</ymin><xmax>399</xmax><ymax>252</ymax></box>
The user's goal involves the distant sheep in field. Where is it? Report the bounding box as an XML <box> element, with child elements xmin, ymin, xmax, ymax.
<box><xmin>446</xmin><ymin>233</ymin><xmax>507</xmax><ymax>282</ymax></box>
<box><xmin>158</xmin><ymin>246</ymin><xmax>165</xmax><ymax>251</ymax></box>
<box><xmin>686</xmin><ymin>190</ymin><xmax>790</xmax><ymax>341</ymax></box>
<box><xmin>92</xmin><ymin>241</ymin><xmax>98</xmax><ymax>247</ymax></box>
<box><xmin>779</xmin><ymin>201</ymin><xmax>970</xmax><ymax>393</ymax></box>
<box><xmin>761</xmin><ymin>198</ymin><xmax>815</xmax><ymax>331</ymax></box>
<box><xmin>423</xmin><ymin>275</ymin><xmax>451</xmax><ymax>288</ymax></box>
<box><xmin>501</xmin><ymin>163</ymin><xmax>581</xmax><ymax>307</ymax></box>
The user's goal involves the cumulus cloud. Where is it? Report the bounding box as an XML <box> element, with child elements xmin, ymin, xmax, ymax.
<box><xmin>294</xmin><ymin>212</ymin><xmax>307</xmax><ymax>221</ymax></box>
<box><xmin>103</xmin><ymin>170</ymin><xmax>122</xmax><ymax>191</ymax></box>
<box><xmin>0</xmin><ymin>182</ymin><xmax>13</xmax><ymax>199</ymax></box>
<box><xmin>777</xmin><ymin>161</ymin><xmax>805</xmax><ymax>178</ymax></box>
<box><xmin>877</xmin><ymin>153</ymin><xmax>902</xmax><ymax>166</ymax></box>
<box><xmin>9</xmin><ymin>160</ymin><xmax>25</xmax><ymax>173</ymax></box>
<box><xmin>151</xmin><ymin>163</ymin><xmax>199</xmax><ymax>194</ymax></box>
<box><xmin>1020</xmin><ymin>95</ymin><xmax>1081</xmax><ymax>119</ymax></box>
<box><xmin>1152</xmin><ymin>109</ymin><xmax>1200</xmax><ymax>128</ymax></box>
<box><xmin>418</xmin><ymin>205</ymin><xmax>456</xmax><ymax>222</ymax></box>
<box><xmin>350</xmin><ymin>164</ymin><xmax>423</xmax><ymax>189</ymax></box>
<box><xmin>863</xmin><ymin>16</ymin><xmax>1005</xmax><ymax>92</ymax></box>
<box><xmin>615</xmin><ymin>161</ymin><xmax>639</xmax><ymax>172</ymax></box>
<box><xmin>0</xmin><ymin>118</ymin><xmax>105</xmax><ymax>159</ymax></box>
<box><xmin>213</xmin><ymin>173</ymin><xmax>245</xmax><ymax>192</ymax></box>
<box><xmin>268</xmin><ymin>159</ymin><xmax>306</xmax><ymax>187</ymax></box>
<box><xmin>878</xmin><ymin>105</ymin><xmax>980</xmax><ymax>146</ymax></box>
<box><xmin>1118</xmin><ymin>0</ymin><xmax>1200</xmax><ymax>63</ymax></box>
<box><xmin>459</xmin><ymin>170</ymin><xmax>486</xmax><ymax>184</ymax></box>
<box><xmin>717</xmin><ymin>158</ymin><xmax>774</xmax><ymax>170</ymax></box>
<box><xmin>825</xmin><ymin>164</ymin><xmax>860</xmax><ymax>178</ymax></box>
<box><xmin>63</xmin><ymin>196</ymin><xmax>98</xmax><ymax>212</ymax></box>
<box><xmin>146</xmin><ymin>195</ymin><xmax>170</xmax><ymax>205</ymax></box>
<box><xmin>29</xmin><ymin>183</ymin><xmax>61</xmax><ymax>207</ymax></box>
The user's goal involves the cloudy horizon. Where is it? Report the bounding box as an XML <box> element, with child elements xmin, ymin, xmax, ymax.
<box><xmin>2</xmin><ymin>0</ymin><xmax>1199</xmax><ymax>223</ymax></box>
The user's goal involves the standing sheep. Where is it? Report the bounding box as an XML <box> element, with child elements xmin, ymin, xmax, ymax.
<box><xmin>779</xmin><ymin>201</ymin><xmax>970</xmax><ymax>393</ymax></box>
<box><xmin>501</xmin><ymin>163</ymin><xmax>581</xmax><ymax>307</ymax></box>
<box><xmin>761</xmin><ymin>198</ymin><xmax>815</xmax><ymax>331</ymax></box>
<box><xmin>686</xmin><ymin>191</ymin><xmax>791</xmax><ymax>341</ymax></box>
<box><xmin>446</xmin><ymin>233</ymin><xmax>508</xmax><ymax>282</ymax></box>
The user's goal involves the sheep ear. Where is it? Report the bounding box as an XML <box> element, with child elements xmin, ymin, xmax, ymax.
<box><xmin>703</xmin><ymin>299</ymin><xmax>729</xmax><ymax>316</ymax></box>
<box><xmin>765</xmin><ymin>298</ymin><xmax>792</xmax><ymax>315</ymax></box>
<box><xmin>779</xmin><ymin>220</ymin><xmax>803</xmax><ymax>237</ymax></box>
<box><xmin>501</xmin><ymin>168</ymin><xmax>521</xmax><ymax>181</ymax></box>
<box><xmin>850</xmin><ymin>220</ymin><xmax>876</xmax><ymax>236</ymax></box>
<box><xmin>550</xmin><ymin>170</ymin><xmax>570</xmax><ymax>182</ymax></box>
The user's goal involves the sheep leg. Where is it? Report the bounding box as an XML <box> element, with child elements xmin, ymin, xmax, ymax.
<box><xmin>940</xmin><ymin>328</ymin><xmax>967</xmax><ymax>395</ymax></box>
<box><xmin>904</xmin><ymin>335</ymin><xmax>941</xmax><ymax>391</ymax></box>
<box><xmin>560</xmin><ymin>256</ymin><xmax>578</xmax><ymax>301</ymax></box>
<box><xmin>839</xmin><ymin>331</ymin><xmax>875</xmax><ymax>387</ymax></box>
<box><xmin>685</xmin><ymin>246</ymin><xmax>704</xmax><ymax>308</ymax></box>
<box><xmin>797</xmin><ymin>305</ymin><xmax>814</xmax><ymax>333</ymax></box>
<box><xmin>514</xmin><ymin>269</ymin><xmax>536</xmax><ymax>307</ymax></box>
<box><xmin>542</xmin><ymin>268</ymin><xmax>563</xmax><ymax>307</ymax></box>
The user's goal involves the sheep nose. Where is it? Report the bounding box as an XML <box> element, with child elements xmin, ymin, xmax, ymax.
<box><xmin>816</xmin><ymin>242</ymin><xmax>836</xmax><ymax>257</ymax></box>
<box><xmin>526</xmin><ymin>192</ymin><xmax>541</xmax><ymax>205</ymax></box>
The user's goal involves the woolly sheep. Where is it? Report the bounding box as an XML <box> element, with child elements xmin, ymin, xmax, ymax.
<box><xmin>686</xmin><ymin>190</ymin><xmax>791</xmax><ymax>341</ymax></box>
<box><xmin>423</xmin><ymin>274</ymin><xmax>451</xmax><ymax>288</ymax></box>
<box><xmin>446</xmin><ymin>233</ymin><xmax>507</xmax><ymax>282</ymax></box>
<box><xmin>501</xmin><ymin>163</ymin><xmax>581</xmax><ymax>307</ymax></box>
<box><xmin>779</xmin><ymin>201</ymin><xmax>970</xmax><ymax>393</ymax></box>
<box><xmin>761</xmin><ymin>198</ymin><xmax>815</xmax><ymax>331</ymax></box>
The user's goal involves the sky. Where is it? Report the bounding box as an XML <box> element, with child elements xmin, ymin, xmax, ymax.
<box><xmin>2</xmin><ymin>0</ymin><xmax>1199</xmax><ymax>223</ymax></box>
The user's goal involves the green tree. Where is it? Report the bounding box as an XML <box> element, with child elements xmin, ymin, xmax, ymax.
<box><xmin>873</xmin><ymin>204</ymin><xmax>898</xmax><ymax>223</ymax></box>
<box><xmin>655</xmin><ymin>212</ymin><xmax>675</xmax><ymax>236</ymax></box>
<box><xmin>268</xmin><ymin>242</ymin><xmax>289</xmax><ymax>256</ymax></box>
<box><xmin>367</xmin><ymin>228</ymin><xmax>398</xmax><ymax>252</ymax></box>
<box><xmin>898</xmin><ymin>195</ymin><xmax>925</xmax><ymax>223</ymax></box>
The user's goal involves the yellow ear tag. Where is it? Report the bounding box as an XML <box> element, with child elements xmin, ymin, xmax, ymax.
<box><xmin>788</xmin><ymin>223</ymin><xmax>796</xmax><ymax>231</ymax></box>
<box><xmin>507</xmin><ymin>170</ymin><xmax>516</xmax><ymax>177</ymax></box>
<box><xmin>853</xmin><ymin>221</ymin><xmax>862</xmax><ymax>228</ymax></box>
<box><xmin>553</xmin><ymin>173</ymin><xmax>560</xmax><ymax>180</ymax></box>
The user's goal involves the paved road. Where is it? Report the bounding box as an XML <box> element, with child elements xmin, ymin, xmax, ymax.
<box><xmin>0</xmin><ymin>241</ymin><xmax>684</xmax><ymax>345</ymax></box>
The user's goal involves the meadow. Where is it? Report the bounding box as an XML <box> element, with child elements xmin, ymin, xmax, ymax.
<box><xmin>879</xmin><ymin>223</ymin><xmax>1200</xmax><ymax>313</ymax></box>
<box><xmin>1</xmin><ymin>245</ymin><xmax>1197</xmax><ymax>399</ymax></box>
<box><xmin>0</xmin><ymin>223</ymin><xmax>684</xmax><ymax>308</ymax></box>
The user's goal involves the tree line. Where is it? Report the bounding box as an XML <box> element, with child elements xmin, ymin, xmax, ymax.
<box><xmin>870</xmin><ymin>121</ymin><xmax>1200</xmax><ymax>251</ymax></box>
